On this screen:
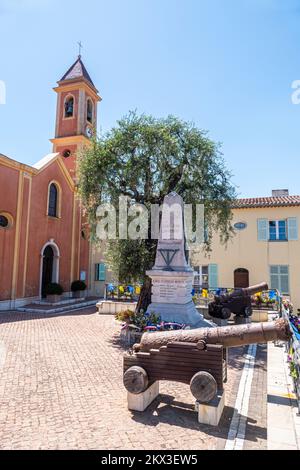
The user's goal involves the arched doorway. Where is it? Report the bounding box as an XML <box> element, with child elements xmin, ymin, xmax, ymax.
<box><xmin>234</xmin><ymin>268</ymin><xmax>249</xmax><ymax>288</ymax></box>
<box><xmin>41</xmin><ymin>246</ymin><xmax>54</xmax><ymax>298</ymax></box>
<box><xmin>40</xmin><ymin>241</ymin><xmax>60</xmax><ymax>298</ymax></box>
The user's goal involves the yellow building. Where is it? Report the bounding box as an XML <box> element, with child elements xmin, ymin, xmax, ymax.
<box><xmin>191</xmin><ymin>190</ymin><xmax>300</xmax><ymax>309</ymax></box>
<box><xmin>90</xmin><ymin>242</ymin><xmax>113</xmax><ymax>298</ymax></box>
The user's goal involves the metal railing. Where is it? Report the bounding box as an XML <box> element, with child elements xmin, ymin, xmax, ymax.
<box><xmin>104</xmin><ymin>283</ymin><xmax>141</xmax><ymax>302</ymax></box>
<box><xmin>192</xmin><ymin>286</ymin><xmax>282</xmax><ymax>312</ymax></box>
<box><xmin>282</xmin><ymin>307</ymin><xmax>300</xmax><ymax>415</ymax></box>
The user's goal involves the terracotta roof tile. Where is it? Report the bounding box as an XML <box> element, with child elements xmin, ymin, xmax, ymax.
<box><xmin>232</xmin><ymin>196</ymin><xmax>300</xmax><ymax>209</ymax></box>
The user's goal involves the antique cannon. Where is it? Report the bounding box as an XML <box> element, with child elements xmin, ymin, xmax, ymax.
<box><xmin>123</xmin><ymin>319</ymin><xmax>291</xmax><ymax>404</ymax></box>
<box><xmin>208</xmin><ymin>282</ymin><xmax>269</xmax><ymax>320</ymax></box>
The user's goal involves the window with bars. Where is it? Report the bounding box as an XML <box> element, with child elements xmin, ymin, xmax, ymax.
<box><xmin>270</xmin><ymin>265</ymin><xmax>289</xmax><ymax>294</ymax></box>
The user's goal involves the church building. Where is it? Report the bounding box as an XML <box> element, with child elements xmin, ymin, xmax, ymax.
<box><xmin>0</xmin><ymin>56</ymin><xmax>102</xmax><ymax>310</ymax></box>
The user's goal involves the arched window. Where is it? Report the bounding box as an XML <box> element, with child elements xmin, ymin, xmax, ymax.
<box><xmin>48</xmin><ymin>183</ymin><xmax>58</xmax><ymax>217</ymax></box>
<box><xmin>64</xmin><ymin>96</ymin><xmax>74</xmax><ymax>118</ymax></box>
<box><xmin>87</xmin><ymin>99</ymin><xmax>93</xmax><ymax>123</ymax></box>
<box><xmin>62</xmin><ymin>149</ymin><xmax>71</xmax><ymax>159</ymax></box>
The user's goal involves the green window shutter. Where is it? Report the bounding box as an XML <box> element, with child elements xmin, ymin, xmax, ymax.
<box><xmin>257</xmin><ymin>219</ymin><xmax>268</xmax><ymax>241</ymax></box>
<box><xmin>280</xmin><ymin>274</ymin><xmax>289</xmax><ymax>295</ymax></box>
<box><xmin>270</xmin><ymin>265</ymin><xmax>289</xmax><ymax>294</ymax></box>
<box><xmin>270</xmin><ymin>265</ymin><xmax>280</xmax><ymax>291</ymax></box>
<box><xmin>95</xmin><ymin>264</ymin><xmax>100</xmax><ymax>281</ymax></box>
<box><xmin>280</xmin><ymin>265</ymin><xmax>289</xmax><ymax>294</ymax></box>
<box><xmin>208</xmin><ymin>264</ymin><xmax>218</xmax><ymax>289</ymax></box>
<box><xmin>99</xmin><ymin>263</ymin><xmax>106</xmax><ymax>281</ymax></box>
<box><xmin>95</xmin><ymin>263</ymin><xmax>106</xmax><ymax>281</ymax></box>
<box><xmin>287</xmin><ymin>218</ymin><xmax>298</xmax><ymax>241</ymax></box>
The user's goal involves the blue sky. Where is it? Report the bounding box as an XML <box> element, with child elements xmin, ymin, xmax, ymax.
<box><xmin>1</xmin><ymin>0</ymin><xmax>300</xmax><ymax>197</ymax></box>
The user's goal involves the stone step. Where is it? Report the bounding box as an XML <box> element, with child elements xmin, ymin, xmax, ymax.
<box><xmin>17</xmin><ymin>299</ymin><xmax>97</xmax><ymax>314</ymax></box>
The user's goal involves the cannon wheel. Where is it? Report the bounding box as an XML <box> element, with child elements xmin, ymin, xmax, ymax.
<box><xmin>123</xmin><ymin>366</ymin><xmax>149</xmax><ymax>394</ymax></box>
<box><xmin>190</xmin><ymin>371</ymin><xmax>217</xmax><ymax>403</ymax></box>
<box><xmin>221</xmin><ymin>307</ymin><xmax>231</xmax><ymax>319</ymax></box>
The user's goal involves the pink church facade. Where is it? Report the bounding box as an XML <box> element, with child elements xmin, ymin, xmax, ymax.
<box><xmin>0</xmin><ymin>56</ymin><xmax>101</xmax><ymax>310</ymax></box>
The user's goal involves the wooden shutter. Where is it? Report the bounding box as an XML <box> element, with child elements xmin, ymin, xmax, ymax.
<box><xmin>270</xmin><ymin>265</ymin><xmax>280</xmax><ymax>291</ymax></box>
<box><xmin>95</xmin><ymin>263</ymin><xmax>106</xmax><ymax>281</ymax></box>
<box><xmin>208</xmin><ymin>264</ymin><xmax>218</xmax><ymax>289</ymax></box>
<box><xmin>99</xmin><ymin>263</ymin><xmax>106</xmax><ymax>281</ymax></box>
<box><xmin>287</xmin><ymin>218</ymin><xmax>298</xmax><ymax>241</ymax></box>
<box><xmin>257</xmin><ymin>219</ymin><xmax>268</xmax><ymax>241</ymax></box>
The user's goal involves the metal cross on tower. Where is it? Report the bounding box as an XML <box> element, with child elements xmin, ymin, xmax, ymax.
<box><xmin>78</xmin><ymin>41</ymin><xmax>83</xmax><ymax>57</ymax></box>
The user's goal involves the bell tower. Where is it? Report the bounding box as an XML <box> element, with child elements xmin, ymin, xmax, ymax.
<box><xmin>51</xmin><ymin>55</ymin><xmax>101</xmax><ymax>179</ymax></box>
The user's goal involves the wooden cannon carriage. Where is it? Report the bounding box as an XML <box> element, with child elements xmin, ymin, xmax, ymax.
<box><xmin>123</xmin><ymin>319</ymin><xmax>291</xmax><ymax>404</ymax></box>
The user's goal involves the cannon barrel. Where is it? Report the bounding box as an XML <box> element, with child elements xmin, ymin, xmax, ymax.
<box><xmin>133</xmin><ymin>318</ymin><xmax>291</xmax><ymax>352</ymax></box>
<box><xmin>240</xmin><ymin>282</ymin><xmax>269</xmax><ymax>297</ymax></box>
<box><xmin>215</xmin><ymin>282</ymin><xmax>269</xmax><ymax>301</ymax></box>
<box><xmin>208</xmin><ymin>282</ymin><xmax>269</xmax><ymax>319</ymax></box>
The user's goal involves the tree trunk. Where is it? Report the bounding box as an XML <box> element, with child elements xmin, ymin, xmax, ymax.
<box><xmin>135</xmin><ymin>277</ymin><xmax>152</xmax><ymax>313</ymax></box>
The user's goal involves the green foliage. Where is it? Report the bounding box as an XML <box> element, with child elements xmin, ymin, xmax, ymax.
<box><xmin>115</xmin><ymin>308</ymin><xmax>161</xmax><ymax>331</ymax></box>
<box><xmin>46</xmin><ymin>283</ymin><xmax>64</xmax><ymax>296</ymax></box>
<box><xmin>115</xmin><ymin>309</ymin><xmax>135</xmax><ymax>322</ymax></box>
<box><xmin>71</xmin><ymin>280</ymin><xmax>87</xmax><ymax>292</ymax></box>
<box><xmin>105</xmin><ymin>239</ymin><xmax>155</xmax><ymax>284</ymax></box>
<box><xmin>78</xmin><ymin>112</ymin><xmax>236</xmax><ymax>283</ymax></box>
<box><xmin>133</xmin><ymin>310</ymin><xmax>161</xmax><ymax>330</ymax></box>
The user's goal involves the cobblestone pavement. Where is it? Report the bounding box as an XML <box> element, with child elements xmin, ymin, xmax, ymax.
<box><xmin>0</xmin><ymin>310</ymin><xmax>267</xmax><ymax>450</ymax></box>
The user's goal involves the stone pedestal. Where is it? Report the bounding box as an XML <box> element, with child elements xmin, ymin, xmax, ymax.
<box><xmin>120</xmin><ymin>328</ymin><xmax>143</xmax><ymax>347</ymax></box>
<box><xmin>212</xmin><ymin>317</ymin><xmax>228</xmax><ymax>327</ymax></box>
<box><xmin>235</xmin><ymin>316</ymin><xmax>252</xmax><ymax>325</ymax></box>
<box><xmin>145</xmin><ymin>192</ymin><xmax>214</xmax><ymax>328</ymax></box>
<box><xmin>127</xmin><ymin>382</ymin><xmax>160</xmax><ymax>412</ymax></box>
<box><xmin>196</xmin><ymin>392</ymin><xmax>225</xmax><ymax>426</ymax></box>
<box><xmin>146</xmin><ymin>270</ymin><xmax>213</xmax><ymax>328</ymax></box>
<box><xmin>97</xmin><ymin>300</ymin><xmax>137</xmax><ymax>315</ymax></box>
<box><xmin>251</xmin><ymin>309</ymin><xmax>268</xmax><ymax>322</ymax></box>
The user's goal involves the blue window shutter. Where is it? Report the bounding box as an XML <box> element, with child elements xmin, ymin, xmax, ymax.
<box><xmin>95</xmin><ymin>263</ymin><xmax>106</xmax><ymax>281</ymax></box>
<box><xmin>280</xmin><ymin>273</ymin><xmax>289</xmax><ymax>295</ymax></box>
<box><xmin>209</xmin><ymin>264</ymin><xmax>218</xmax><ymax>289</ymax></box>
<box><xmin>287</xmin><ymin>218</ymin><xmax>298</xmax><ymax>241</ymax></box>
<box><xmin>270</xmin><ymin>265</ymin><xmax>289</xmax><ymax>294</ymax></box>
<box><xmin>257</xmin><ymin>219</ymin><xmax>268</xmax><ymax>241</ymax></box>
<box><xmin>270</xmin><ymin>265</ymin><xmax>280</xmax><ymax>291</ymax></box>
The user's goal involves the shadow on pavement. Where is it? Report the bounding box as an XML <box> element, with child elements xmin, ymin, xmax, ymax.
<box><xmin>108</xmin><ymin>334</ymin><xmax>131</xmax><ymax>352</ymax></box>
<box><xmin>130</xmin><ymin>393</ymin><xmax>266</xmax><ymax>443</ymax></box>
<box><xmin>0</xmin><ymin>307</ymin><xmax>97</xmax><ymax>324</ymax></box>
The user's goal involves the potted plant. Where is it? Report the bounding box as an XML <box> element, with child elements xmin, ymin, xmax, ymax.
<box><xmin>46</xmin><ymin>283</ymin><xmax>64</xmax><ymax>304</ymax></box>
<box><xmin>71</xmin><ymin>280</ymin><xmax>87</xmax><ymax>299</ymax></box>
